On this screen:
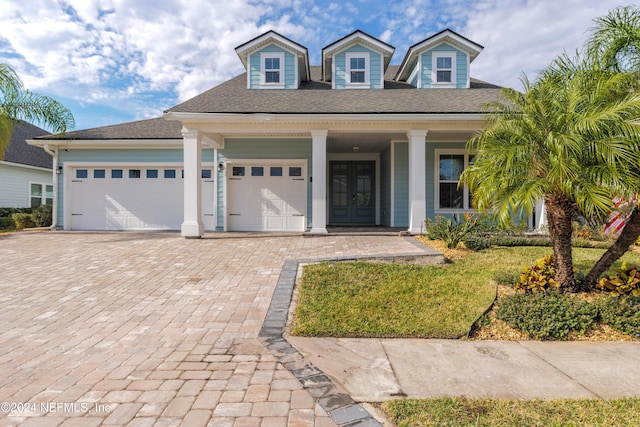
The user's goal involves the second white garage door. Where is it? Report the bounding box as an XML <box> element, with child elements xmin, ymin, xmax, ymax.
<box><xmin>227</xmin><ymin>164</ymin><xmax>306</xmax><ymax>232</ymax></box>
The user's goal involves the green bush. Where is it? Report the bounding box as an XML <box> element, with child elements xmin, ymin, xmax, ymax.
<box><xmin>12</xmin><ymin>213</ymin><xmax>35</xmax><ymax>230</ymax></box>
<box><xmin>0</xmin><ymin>217</ymin><xmax>14</xmax><ymax>229</ymax></box>
<box><xmin>489</xmin><ymin>235</ymin><xmax>551</xmax><ymax>246</ymax></box>
<box><xmin>31</xmin><ymin>204</ymin><xmax>52</xmax><ymax>227</ymax></box>
<box><xmin>597</xmin><ymin>298</ymin><xmax>640</xmax><ymax>338</ymax></box>
<box><xmin>0</xmin><ymin>207</ymin><xmax>32</xmax><ymax>217</ymax></box>
<box><xmin>496</xmin><ymin>289</ymin><xmax>598</xmax><ymax>340</ymax></box>
<box><xmin>463</xmin><ymin>234</ymin><xmax>491</xmax><ymax>251</ymax></box>
<box><xmin>424</xmin><ymin>214</ymin><xmax>480</xmax><ymax>249</ymax></box>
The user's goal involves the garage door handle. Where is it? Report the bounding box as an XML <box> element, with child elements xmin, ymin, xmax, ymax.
<box><xmin>229</xmin><ymin>213</ymin><xmax>241</xmax><ymax>216</ymax></box>
<box><xmin>71</xmin><ymin>213</ymin><xmax>83</xmax><ymax>216</ymax></box>
<box><xmin>292</xmin><ymin>214</ymin><xmax>304</xmax><ymax>216</ymax></box>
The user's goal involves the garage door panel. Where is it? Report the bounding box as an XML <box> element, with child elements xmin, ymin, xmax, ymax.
<box><xmin>227</xmin><ymin>163</ymin><xmax>306</xmax><ymax>232</ymax></box>
<box><xmin>70</xmin><ymin>167</ymin><xmax>214</xmax><ymax>231</ymax></box>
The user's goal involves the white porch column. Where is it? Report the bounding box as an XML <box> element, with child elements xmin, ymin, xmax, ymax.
<box><xmin>181</xmin><ymin>127</ymin><xmax>204</xmax><ymax>238</ymax></box>
<box><xmin>310</xmin><ymin>130</ymin><xmax>328</xmax><ymax>234</ymax></box>
<box><xmin>407</xmin><ymin>130</ymin><xmax>427</xmax><ymax>234</ymax></box>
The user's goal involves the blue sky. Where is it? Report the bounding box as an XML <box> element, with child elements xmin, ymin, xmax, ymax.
<box><xmin>0</xmin><ymin>0</ymin><xmax>625</xmax><ymax>131</ymax></box>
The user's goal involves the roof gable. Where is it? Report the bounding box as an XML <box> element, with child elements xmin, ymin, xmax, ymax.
<box><xmin>395</xmin><ymin>28</ymin><xmax>483</xmax><ymax>82</ymax></box>
<box><xmin>322</xmin><ymin>30</ymin><xmax>395</xmax><ymax>82</ymax></box>
<box><xmin>235</xmin><ymin>30</ymin><xmax>310</xmax><ymax>82</ymax></box>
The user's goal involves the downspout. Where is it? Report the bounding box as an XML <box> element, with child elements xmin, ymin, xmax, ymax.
<box><xmin>42</xmin><ymin>144</ymin><xmax>58</xmax><ymax>230</ymax></box>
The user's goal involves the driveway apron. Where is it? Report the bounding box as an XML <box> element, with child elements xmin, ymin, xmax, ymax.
<box><xmin>0</xmin><ymin>231</ymin><xmax>429</xmax><ymax>426</ymax></box>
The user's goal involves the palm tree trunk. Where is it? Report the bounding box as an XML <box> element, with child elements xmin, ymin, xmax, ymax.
<box><xmin>545</xmin><ymin>194</ymin><xmax>578</xmax><ymax>291</ymax></box>
<box><xmin>583</xmin><ymin>208</ymin><xmax>640</xmax><ymax>288</ymax></box>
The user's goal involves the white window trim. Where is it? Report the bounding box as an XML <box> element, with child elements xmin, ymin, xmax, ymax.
<box><xmin>434</xmin><ymin>149</ymin><xmax>474</xmax><ymax>214</ymax></box>
<box><xmin>260</xmin><ymin>52</ymin><xmax>285</xmax><ymax>89</ymax></box>
<box><xmin>432</xmin><ymin>52</ymin><xmax>456</xmax><ymax>88</ymax></box>
<box><xmin>29</xmin><ymin>181</ymin><xmax>52</xmax><ymax>208</ymax></box>
<box><xmin>345</xmin><ymin>52</ymin><xmax>370</xmax><ymax>89</ymax></box>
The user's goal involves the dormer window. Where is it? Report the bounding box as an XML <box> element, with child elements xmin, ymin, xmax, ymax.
<box><xmin>436</xmin><ymin>57</ymin><xmax>452</xmax><ymax>82</ymax></box>
<box><xmin>432</xmin><ymin>52</ymin><xmax>456</xmax><ymax>87</ymax></box>
<box><xmin>265</xmin><ymin>58</ymin><xmax>280</xmax><ymax>82</ymax></box>
<box><xmin>260</xmin><ymin>52</ymin><xmax>285</xmax><ymax>88</ymax></box>
<box><xmin>345</xmin><ymin>52</ymin><xmax>369</xmax><ymax>88</ymax></box>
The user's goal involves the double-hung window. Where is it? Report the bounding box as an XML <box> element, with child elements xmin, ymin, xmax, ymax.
<box><xmin>432</xmin><ymin>52</ymin><xmax>456</xmax><ymax>87</ymax></box>
<box><xmin>345</xmin><ymin>52</ymin><xmax>369</xmax><ymax>88</ymax></box>
<box><xmin>435</xmin><ymin>150</ymin><xmax>475</xmax><ymax>212</ymax></box>
<box><xmin>260</xmin><ymin>52</ymin><xmax>284</xmax><ymax>88</ymax></box>
<box><xmin>30</xmin><ymin>183</ymin><xmax>53</xmax><ymax>208</ymax></box>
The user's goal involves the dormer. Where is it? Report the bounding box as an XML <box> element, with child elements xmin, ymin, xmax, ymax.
<box><xmin>395</xmin><ymin>29</ymin><xmax>483</xmax><ymax>89</ymax></box>
<box><xmin>322</xmin><ymin>30</ymin><xmax>395</xmax><ymax>90</ymax></box>
<box><xmin>235</xmin><ymin>30</ymin><xmax>310</xmax><ymax>89</ymax></box>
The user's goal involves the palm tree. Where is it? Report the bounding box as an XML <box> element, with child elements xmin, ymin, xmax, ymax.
<box><xmin>587</xmin><ymin>5</ymin><xmax>640</xmax><ymax>72</ymax></box>
<box><xmin>0</xmin><ymin>63</ymin><xmax>74</xmax><ymax>158</ymax></box>
<box><xmin>580</xmin><ymin>6</ymin><xmax>640</xmax><ymax>287</ymax></box>
<box><xmin>461</xmin><ymin>55</ymin><xmax>640</xmax><ymax>292</ymax></box>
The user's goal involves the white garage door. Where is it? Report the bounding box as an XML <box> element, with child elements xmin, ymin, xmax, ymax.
<box><xmin>227</xmin><ymin>164</ymin><xmax>306</xmax><ymax>232</ymax></box>
<box><xmin>68</xmin><ymin>166</ymin><xmax>215</xmax><ymax>231</ymax></box>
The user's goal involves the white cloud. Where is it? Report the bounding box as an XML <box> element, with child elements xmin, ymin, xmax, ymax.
<box><xmin>460</xmin><ymin>0</ymin><xmax>622</xmax><ymax>88</ymax></box>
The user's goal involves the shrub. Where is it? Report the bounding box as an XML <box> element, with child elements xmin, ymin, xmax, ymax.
<box><xmin>0</xmin><ymin>217</ymin><xmax>14</xmax><ymax>229</ymax></box>
<box><xmin>489</xmin><ymin>235</ymin><xmax>551</xmax><ymax>247</ymax></box>
<box><xmin>31</xmin><ymin>204</ymin><xmax>52</xmax><ymax>227</ymax></box>
<box><xmin>463</xmin><ymin>234</ymin><xmax>491</xmax><ymax>251</ymax></box>
<box><xmin>514</xmin><ymin>255</ymin><xmax>559</xmax><ymax>293</ymax></box>
<box><xmin>424</xmin><ymin>214</ymin><xmax>480</xmax><ymax>249</ymax></box>
<box><xmin>12</xmin><ymin>213</ymin><xmax>35</xmax><ymax>230</ymax></box>
<box><xmin>496</xmin><ymin>289</ymin><xmax>598</xmax><ymax>340</ymax></box>
<box><xmin>0</xmin><ymin>207</ymin><xmax>32</xmax><ymax>217</ymax></box>
<box><xmin>597</xmin><ymin>298</ymin><xmax>640</xmax><ymax>338</ymax></box>
<box><xmin>597</xmin><ymin>262</ymin><xmax>640</xmax><ymax>301</ymax></box>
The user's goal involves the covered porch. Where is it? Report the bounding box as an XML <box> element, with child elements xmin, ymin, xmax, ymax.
<box><xmin>167</xmin><ymin>113</ymin><xmax>484</xmax><ymax>238</ymax></box>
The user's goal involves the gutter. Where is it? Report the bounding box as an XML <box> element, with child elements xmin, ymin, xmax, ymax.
<box><xmin>42</xmin><ymin>144</ymin><xmax>58</xmax><ymax>230</ymax></box>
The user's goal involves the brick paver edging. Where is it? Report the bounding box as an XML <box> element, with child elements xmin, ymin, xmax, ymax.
<box><xmin>260</xmin><ymin>240</ymin><xmax>444</xmax><ymax>427</ymax></box>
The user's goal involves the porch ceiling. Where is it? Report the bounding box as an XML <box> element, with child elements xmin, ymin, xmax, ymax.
<box><xmin>326</xmin><ymin>130</ymin><xmax>476</xmax><ymax>153</ymax></box>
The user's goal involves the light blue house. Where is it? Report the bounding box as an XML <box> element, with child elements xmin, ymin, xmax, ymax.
<box><xmin>30</xmin><ymin>29</ymin><xmax>522</xmax><ymax>237</ymax></box>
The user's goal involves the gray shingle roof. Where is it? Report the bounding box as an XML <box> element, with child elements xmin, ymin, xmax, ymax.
<box><xmin>167</xmin><ymin>65</ymin><xmax>503</xmax><ymax>114</ymax></box>
<box><xmin>36</xmin><ymin>66</ymin><xmax>503</xmax><ymax>141</ymax></box>
<box><xmin>4</xmin><ymin>121</ymin><xmax>52</xmax><ymax>168</ymax></box>
<box><xmin>35</xmin><ymin>117</ymin><xmax>183</xmax><ymax>140</ymax></box>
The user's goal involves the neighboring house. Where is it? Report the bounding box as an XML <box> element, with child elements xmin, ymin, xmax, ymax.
<box><xmin>1</xmin><ymin>121</ymin><xmax>53</xmax><ymax>208</ymax></box>
<box><xmin>29</xmin><ymin>29</ymin><xmax>545</xmax><ymax>236</ymax></box>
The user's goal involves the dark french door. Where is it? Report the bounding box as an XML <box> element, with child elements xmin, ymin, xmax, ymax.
<box><xmin>329</xmin><ymin>161</ymin><xmax>375</xmax><ymax>224</ymax></box>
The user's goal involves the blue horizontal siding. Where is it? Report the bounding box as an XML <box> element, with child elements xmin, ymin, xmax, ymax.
<box><xmin>334</xmin><ymin>45</ymin><xmax>382</xmax><ymax>89</ymax></box>
<box><xmin>420</xmin><ymin>43</ymin><xmax>468</xmax><ymax>89</ymax></box>
<box><xmin>249</xmin><ymin>45</ymin><xmax>297</xmax><ymax>89</ymax></box>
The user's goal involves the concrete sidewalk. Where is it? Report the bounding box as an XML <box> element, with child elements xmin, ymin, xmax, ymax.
<box><xmin>288</xmin><ymin>337</ymin><xmax>640</xmax><ymax>401</ymax></box>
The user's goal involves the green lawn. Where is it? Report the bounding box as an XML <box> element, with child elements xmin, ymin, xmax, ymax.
<box><xmin>383</xmin><ymin>397</ymin><xmax>640</xmax><ymax>427</ymax></box>
<box><xmin>291</xmin><ymin>246</ymin><xmax>640</xmax><ymax>339</ymax></box>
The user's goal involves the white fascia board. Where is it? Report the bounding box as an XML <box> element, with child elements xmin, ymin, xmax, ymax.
<box><xmin>26</xmin><ymin>139</ymin><xmax>183</xmax><ymax>149</ymax></box>
<box><xmin>165</xmin><ymin>111</ymin><xmax>486</xmax><ymax>123</ymax></box>
<box><xmin>323</xmin><ymin>31</ymin><xmax>394</xmax><ymax>56</ymax></box>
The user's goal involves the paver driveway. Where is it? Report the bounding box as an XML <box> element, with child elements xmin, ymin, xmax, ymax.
<box><xmin>0</xmin><ymin>231</ymin><xmax>427</xmax><ymax>426</ymax></box>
